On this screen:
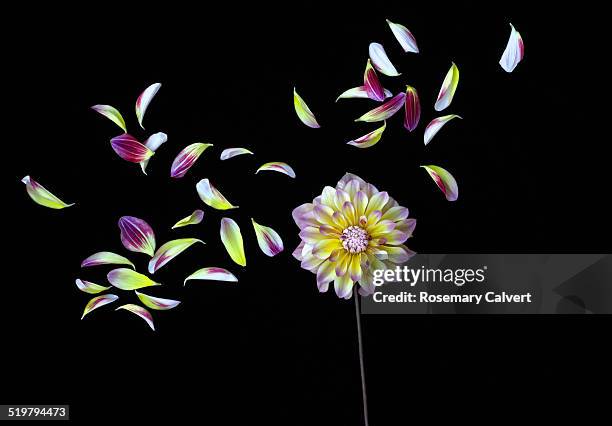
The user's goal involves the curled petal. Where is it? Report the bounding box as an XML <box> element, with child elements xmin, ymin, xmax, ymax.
<box><xmin>500</xmin><ymin>23</ymin><xmax>524</xmax><ymax>73</ymax></box>
<box><xmin>107</xmin><ymin>268</ymin><xmax>161</xmax><ymax>290</ymax></box>
<box><xmin>196</xmin><ymin>179</ymin><xmax>238</xmax><ymax>210</ymax></box>
<box><xmin>82</xmin><ymin>294</ymin><xmax>119</xmax><ymax>319</ymax></box>
<box><xmin>21</xmin><ymin>176</ymin><xmax>74</xmax><ymax>209</ymax></box>
<box><xmin>220</xmin><ymin>147</ymin><xmax>254</xmax><ymax>160</ymax></box>
<box><xmin>256</xmin><ymin>162</ymin><xmax>296</xmax><ymax>178</ymax></box>
<box><xmin>81</xmin><ymin>251</ymin><xmax>135</xmax><ymax>269</ymax></box>
<box><xmin>434</xmin><ymin>62</ymin><xmax>460</xmax><ymax>111</ymax></box>
<box><xmin>135</xmin><ymin>82</ymin><xmax>161</xmax><ymax>129</ymax></box>
<box><xmin>220</xmin><ymin>218</ymin><xmax>246</xmax><ymax>266</ymax></box>
<box><xmin>424</xmin><ymin>115</ymin><xmax>462</xmax><ymax>146</ymax></box>
<box><xmin>110</xmin><ymin>134</ymin><xmax>154</xmax><ymax>163</ymax></box>
<box><xmin>364</xmin><ymin>59</ymin><xmax>385</xmax><ymax>101</ymax></box>
<box><xmin>148</xmin><ymin>238</ymin><xmax>205</xmax><ymax>274</ymax></box>
<box><xmin>91</xmin><ymin>105</ymin><xmax>126</xmax><ymax>132</ymax></box>
<box><xmin>422</xmin><ymin>165</ymin><xmax>459</xmax><ymax>201</ymax></box>
<box><xmin>170</xmin><ymin>143</ymin><xmax>213</xmax><ymax>178</ymax></box>
<box><xmin>386</xmin><ymin>19</ymin><xmax>419</xmax><ymax>53</ymax></box>
<box><xmin>336</xmin><ymin>86</ymin><xmax>392</xmax><ymax>102</ymax></box>
<box><xmin>347</xmin><ymin>122</ymin><xmax>386</xmax><ymax>149</ymax></box>
<box><xmin>368</xmin><ymin>42</ymin><xmax>400</xmax><ymax>77</ymax></box>
<box><xmin>75</xmin><ymin>279</ymin><xmax>110</xmax><ymax>294</ymax></box>
<box><xmin>294</xmin><ymin>87</ymin><xmax>320</xmax><ymax>128</ymax></box>
<box><xmin>356</xmin><ymin>93</ymin><xmax>406</xmax><ymax>122</ymax></box>
<box><xmin>171</xmin><ymin>210</ymin><xmax>204</xmax><ymax>229</ymax></box>
<box><xmin>403</xmin><ymin>86</ymin><xmax>421</xmax><ymax>132</ymax></box>
<box><xmin>252</xmin><ymin>219</ymin><xmax>284</xmax><ymax>257</ymax></box>
<box><xmin>118</xmin><ymin>216</ymin><xmax>156</xmax><ymax>256</ymax></box>
<box><xmin>140</xmin><ymin>132</ymin><xmax>168</xmax><ymax>174</ymax></box>
<box><xmin>184</xmin><ymin>267</ymin><xmax>238</xmax><ymax>285</ymax></box>
<box><xmin>135</xmin><ymin>291</ymin><xmax>181</xmax><ymax>310</ymax></box>
<box><xmin>116</xmin><ymin>304</ymin><xmax>155</xmax><ymax>331</ymax></box>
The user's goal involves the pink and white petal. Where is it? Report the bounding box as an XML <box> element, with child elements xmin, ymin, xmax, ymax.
<box><xmin>403</xmin><ymin>85</ymin><xmax>421</xmax><ymax>132</ymax></box>
<box><xmin>421</xmin><ymin>165</ymin><xmax>459</xmax><ymax>201</ymax></box>
<box><xmin>196</xmin><ymin>179</ymin><xmax>239</xmax><ymax>210</ymax></box>
<box><xmin>107</xmin><ymin>268</ymin><xmax>161</xmax><ymax>290</ymax></box>
<box><xmin>81</xmin><ymin>251</ymin><xmax>135</xmax><ymax>269</ymax></box>
<box><xmin>424</xmin><ymin>115</ymin><xmax>462</xmax><ymax>145</ymax></box>
<box><xmin>140</xmin><ymin>132</ymin><xmax>168</xmax><ymax>174</ymax></box>
<box><xmin>220</xmin><ymin>218</ymin><xmax>246</xmax><ymax>267</ymax></box>
<box><xmin>116</xmin><ymin>304</ymin><xmax>155</xmax><ymax>331</ymax></box>
<box><xmin>368</xmin><ymin>42</ymin><xmax>401</xmax><ymax>76</ymax></box>
<box><xmin>292</xmin><ymin>241</ymin><xmax>306</xmax><ymax>261</ymax></box>
<box><xmin>316</xmin><ymin>260</ymin><xmax>336</xmax><ymax>292</ymax></box>
<box><xmin>347</xmin><ymin>122</ymin><xmax>386</xmax><ymax>149</ymax></box>
<box><xmin>365</xmin><ymin>191</ymin><xmax>390</xmax><ymax>216</ymax></box>
<box><xmin>118</xmin><ymin>216</ymin><xmax>156</xmax><ymax>256</ymax></box>
<box><xmin>110</xmin><ymin>134</ymin><xmax>154</xmax><ymax>163</ymax></box>
<box><xmin>256</xmin><ymin>162</ymin><xmax>296</xmax><ymax>178</ymax></box>
<box><xmin>434</xmin><ymin>62</ymin><xmax>460</xmax><ymax>111</ymax></box>
<box><xmin>499</xmin><ymin>23</ymin><xmax>524</xmax><ymax>73</ymax></box>
<box><xmin>220</xmin><ymin>147</ymin><xmax>254</xmax><ymax>160</ymax></box>
<box><xmin>363</xmin><ymin>59</ymin><xmax>385</xmax><ymax>101</ymax></box>
<box><xmin>170</xmin><ymin>143</ymin><xmax>213</xmax><ymax>178</ymax></box>
<box><xmin>386</xmin><ymin>19</ymin><xmax>419</xmax><ymax>53</ymax></box>
<box><xmin>148</xmin><ymin>238</ymin><xmax>205</xmax><ymax>273</ymax></box>
<box><xmin>21</xmin><ymin>176</ymin><xmax>74</xmax><ymax>209</ymax></box>
<box><xmin>380</xmin><ymin>206</ymin><xmax>409</xmax><ymax>222</ymax></box>
<box><xmin>75</xmin><ymin>279</ymin><xmax>111</xmax><ymax>294</ymax></box>
<box><xmin>184</xmin><ymin>267</ymin><xmax>238</xmax><ymax>284</ymax></box>
<box><xmin>172</xmin><ymin>210</ymin><xmax>204</xmax><ymax>229</ymax></box>
<box><xmin>251</xmin><ymin>219</ymin><xmax>284</xmax><ymax>257</ymax></box>
<box><xmin>294</xmin><ymin>87</ymin><xmax>320</xmax><ymax>128</ymax></box>
<box><xmin>334</xmin><ymin>273</ymin><xmax>354</xmax><ymax>299</ymax></box>
<box><xmin>91</xmin><ymin>105</ymin><xmax>127</xmax><ymax>132</ymax></box>
<box><xmin>355</xmin><ymin>93</ymin><xmax>406</xmax><ymax>122</ymax></box>
<box><xmin>343</xmin><ymin>179</ymin><xmax>361</xmax><ymax>199</ymax></box>
<box><xmin>135</xmin><ymin>291</ymin><xmax>181</xmax><ymax>310</ymax></box>
<box><xmin>135</xmin><ymin>83</ymin><xmax>161</xmax><ymax>129</ymax></box>
<box><xmin>336</xmin><ymin>86</ymin><xmax>392</xmax><ymax>102</ymax></box>
<box><xmin>81</xmin><ymin>294</ymin><xmax>119</xmax><ymax>319</ymax></box>
<box><xmin>292</xmin><ymin>203</ymin><xmax>316</xmax><ymax>229</ymax></box>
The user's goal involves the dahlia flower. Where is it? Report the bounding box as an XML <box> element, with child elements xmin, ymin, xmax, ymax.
<box><xmin>292</xmin><ymin>173</ymin><xmax>416</xmax><ymax>298</ymax></box>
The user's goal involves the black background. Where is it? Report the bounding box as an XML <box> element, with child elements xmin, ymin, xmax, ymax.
<box><xmin>3</xmin><ymin>2</ymin><xmax>610</xmax><ymax>424</ymax></box>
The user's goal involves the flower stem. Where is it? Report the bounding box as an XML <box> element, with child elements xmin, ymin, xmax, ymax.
<box><xmin>354</xmin><ymin>287</ymin><xmax>369</xmax><ymax>426</ymax></box>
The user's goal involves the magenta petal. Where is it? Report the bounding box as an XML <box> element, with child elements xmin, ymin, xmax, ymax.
<box><xmin>403</xmin><ymin>86</ymin><xmax>421</xmax><ymax>132</ymax></box>
<box><xmin>110</xmin><ymin>134</ymin><xmax>153</xmax><ymax>163</ymax></box>
<box><xmin>355</xmin><ymin>92</ymin><xmax>406</xmax><ymax>122</ymax></box>
<box><xmin>118</xmin><ymin>216</ymin><xmax>156</xmax><ymax>256</ymax></box>
<box><xmin>364</xmin><ymin>59</ymin><xmax>385</xmax><ymax>102</ymax></box>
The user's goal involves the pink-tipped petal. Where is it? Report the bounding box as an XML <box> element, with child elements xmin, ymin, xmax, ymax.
<box><xmin>118</xmin><ymin>216</ymin><xmax>156</xmax><ymax>256</ymax></box>
<box><xmin>294</xmin><ymin>87</ymin><xmax>320</xmax><ymax>128</ymax></box>
<box><xmin>196</xmin><ymin>179</ymin><xmax>239</xmax><ymax>210</ymax></box>
<box><xmin>107</xmin><ymin>268</ymin><xmax>161</xmax><ymax>290</ymax></box>
<box><xmin>140</xmin><ymin>132</ymin><xmax>168</xmax><ymax>174</ymax></box>
<box><xmin>251</xmin><ymin>219</ymin><xmax>284</xmax><ymax>257</ymax></box>
<box><xmin>421</xmin><ymin>165</ymin><xmax>459</xmax><ymax>201</ymax></box>
<box><xmin>75</xmin><ymin>279</ymin><xmax>111</xmax><ymax>294</ymax></box>
<box><xmin>368</xmin><ymin>42</ymin><xmax>400</xmax><ymax>77</ymax></box>
<box><xmin>170</xmin><ymin>143</ymin><xmax>213</xmax><ymax>178</ymax></box>
<box><xmin>423</xmin><ymin>115</ymin><xmax>462</xmax><ymax>145</ymax></box>
<box><xmin>434</xmin><ymin>62</ymin><xmax>460</xmax><ymax>111</ymax></box>
<box><xmin>21</xmin><ymin>175</ymin><xmax>74</xmax><ymax>209</ymax></box>
<box><xmin>336</xmin><ymin>86</ymin><xmax>392</xmax><ymax>102</ymax></box>
<box><xmin>403</xmin><ymin>86</ymin><xmax>421</xmax><ymax>132</ymax></box>
<box><xmin>386</xmin><ymin>19</ymin><xmax>419</xmax><ymax>53</ymax></box>
<box><xmin>148</xmin><ymin>238</ymin><xmax>205</xmax><ymax>274</ymax></box>
<box><xmin>81</xmin><ymin>251</ymin><xmax>135</xmax><ymax>269</ymax></box>
<box><xmin>355</xmin><ymin>93</ymin><xmax>406</xmax><ymax>122</ymax></box>
<box><xmin>81</xmin><ymin>294</ymin><xmax>119</xmax><ymax>319</ymax></box>
<box><xmin>499</xmin><ymin>23</ymin><xmax>524</xmax><ymax>73</ymax></box>
<box><xmin>135</xmin><ymin>83</ymin><xmax>161</xmax><ymax>129</ymax></box>
<box><xmin>116</xmin><ymin>304</ymin><xmax>155</xmax><ymax>331</ymax></box>
<box><xmin>220</xmin><ymin>147</ymin><xmax>254</xmax><ymax>160</ymax></box>
<box><xmin>347</xmin><ymin>122</ymin><xmax>387</xmax><ymax>149</ymax></box>
<box><xmin>220</xmin><ymin>218</ymin><xmax>246</xmax><ymax>267</ymax></box>
<box><xmin>91</xmin><ymin>105</ymin><xmax>127</xmax><ymax>132</ymax></box>
<box><xmin>256</xmin><ymin>162</ymin><xmax>296</xmax><ymax>178</ymax></box>
<box><xmin>171</xmin><ymin>210</ymin><xmax>204</xmax><ymax>229</ymax></box>
<box><xmin>363</xmin><ymin>59</ymin><xmax>385</xmax><ymax>101</ymax></box>
<box><xmin>110</xmin><ymin>134</ymin><xmax>154</xmax><ymax>163</ymax></box>
<box><xmin>135</xmin><ymin>291</ymin><xmax>181</xmax><ymax>310</ymax></box>
<box><xmin>184</xmin><ymin>267</ymin><xmax>238</xmax><ymax>285</ymax></box>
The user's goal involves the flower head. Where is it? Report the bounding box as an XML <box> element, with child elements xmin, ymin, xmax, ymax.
<box><xmin>292</xmin><ymin>173</ymin><xmax>416</xmax><ymax>299</ymax></box>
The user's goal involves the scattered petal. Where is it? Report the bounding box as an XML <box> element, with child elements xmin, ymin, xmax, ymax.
<box><xmin>21</xmin><ymin>176</ymin><xmax>74</xmax><ymax>209</ymax></box>
<box><xmin>347</xmin><ymin>121</ymin><xmax>386</xmax><ymax>148</ymax></box>
<box><xmin>171</xmin><ymin>210</ymin><xmax>204</xmax><ymax>229</ymax></box>
<box><xmin>148</xmin><ymin>238</ymin><xmax>205</xmax><ymax>274</ymax></box>
<box><xmin>421</xmin><ymin>165</ymin><xmax>459</xmax><ymax>201</ymax></box>
<box><xmin>220</xmin><ymin>147</ymin><xmax>254</xmax><ymax>160</ymax></box>
<box><xmin>386</xmin><ymin>19</ymin><xmax>419</xmax><ymax>53</ymax></box>
<box><xmin>363</xmin><ymin>59</ymin><xmax>385</xmax><ymax>101</ymax></box>
<box><xmin>107</xmin><ymin>268</ymin><xmax>161</xmax><ymax>290</ymax></box>
<box><xmin>293</xmin><ymin>87</ymin><xmax>320</xmax><ymax>128</ymax></box>
<box><xmin>81</xmin><ymin>294</ymin><xmax>119</xmax><ymax>319</ymax></box>
<box><xmin>196</xmin><ymin>179</ymin><xmax>239</xmax><ymax>210</ymax></box>
<box><xmin>355</xmin><ymin>92</ymin><xmax>406</xmax><ymax>122</ymax></box>
<box><xmin>423</xmin><ymin>114</ymin><xmax>462</xmax><ymax>145</ymax></box>
<box><xmin>499</xmin><ymin>23</ymin><xmax>524</xmax><ymax>73</ymax></box>
<box><xmin>434</xmin><ymin>62</ymin><xmax>460</xmax><ymax>111</ymax></box>
<box><xmin>220</xmin><ymin>218</ymin><xmax>246</xmax><ymax>267</ymax></box>
<box><xmin>256</xmin><ymin>162</ymin><xmax>296</xmax><ymax>178</ymax></box>
<box><xmin>110</xmin><ymin>134</ymin><xmax>154</xmax><ymax>163</ymax></box>
<box><xmin>135</xmin><ymin>83</ymin><xmax>161</xmax><ymax>129</ymax></box>
<box><xmin>140</xmin><ymin>132</ymin><xmax>168</xmax><ymax>174</ymax></box>
<box><xmin>91</xmin><ymin>105</ymin><xmax>127</xmax><ymax>132</ymax></box>
<box><xmin>116</xmin><ymin>304</ymin><xmax>155</xmax><ymax>331</ymax></box>
<box><xmin>170</xmin><ymin>143</ymin><xmax>213</xmax><ymax>178</ymax></box>
<box><xmin>75</xmin><ymin>279</ymin><xmax>111</xmax><ymax>294</ymax></box>
<box><xmin>369</xmin><ymin>42</ymin><xmax>400</xmax><ymax>76</ymax></box>
<box><xmin>251</xmin><ymin>219</ymin><xmax>284</xmax><ymax>257</ymax></box>
<box><xmin>184</xmin><ymin>267</ymin><xmax>238</xmax><ymax>285</ymax></box>
<box><xmin>403</xmin><ymin>85</ymin><xmax>421</xmax><ymax>132</ymax></box>
<box><xmin>81</xmin><ymin>251</ymin><xmax>135</xmax><ymax>269</ymax></box>
<box><xmin>336</xmin><ymin>86</ymin><xmax>392</xmax><ymax>102</ymax></box>
<box><xmin>135</xmin><ymin>291</ymin><xmax>181</xmax><ymax>310</ymax></box>
<box><xmin>118</xmin><ymin>216</ymin><xmax>156</xmax><ymax>256</ymax></box>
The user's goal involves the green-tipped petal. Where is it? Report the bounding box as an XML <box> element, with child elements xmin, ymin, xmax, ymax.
<box><xmin>107</xmin><ymin>268</ymin><xmax>161</xmax><ymax>290</ymax></box>
<box><xmin>293</xmin><ymin>87</ymin><xmax>320</xmax><ymax>128</ymax></box>
<box><xmin>81</xmin><ymin>251</ymin><xmax>135</xmax><ymax>269</ymax></box>
<box><xmin>135</xmin><ymin>291</ymin><xmax>181</xmax><ymax>310</ymax></box>
<box><xmin>21</xmin><ymin>176</ymin><xmax>74</xmax><ymax>209</ymax></box>
<box><xmin>251</xmin><ymin>219</ymin><xmax>284</xmax><ymax>257</ymax></box>
<box><xmin>421</xmin><ymin>165</ymin><xmax>459</xmax><ymax>201</ymax></box>
<box><xmin>91</xmin><ymin>104</ymin><xmax>127</xmax><ymax>132</ymax></box>
<box><xmin>347</xmin><ymin>122</ymin><xmax>386</xmax><ymax>148</ymax></box>
<box><xmin>148</xmin><ymin>238</ymin><xmax>205</xmax><ymax>274</ymax></box>
<box><xmin>81</xmin><ymin>294</ymin><xmax>119</xmax><ymax>319</ymax></box>
<box><xmin>220</xmin><ymin>148</ymin><xmax>254</xmax><ymax>160</ymax></box>
<box><xmin>434</xmin><ymin>62</ymin><xmax>459</xmax><ymax>111</ymax></box>
<box><xmin>170</xmin><ymin>143</ymin><xmax>213</xmax><ymax>178</ymax></box>
<box><xmin>196</xmin><ymin>179</ymin><xmax>238</xmax><ymax>210</ymax></box>
<box><xmin>184</xmin><ymin>267</ymin><xmax>238</xmax><ymax>285</ymax></box>
<box><xmin>255</xmin><ymin>162</ymin><xmax>296</xmax><ymax>178</ymax></box>
<box><xmin>171</xmin><ymin>210</ymin><xmax>204</xmax><ymax>229</ymax></box>
<box><xmin>75</xmin><ymin>279</ymin><xmax>111</xmax><ymax>294</ymax></box>
<box><xmin>220</xmin><ymin>218</ymin><xmax>246</xmax><ymax>266</ymax></box>
<box><xmin>116</xmin><ymin>304</ymin><xmax>155</xmax><ymax>330</ymax></box>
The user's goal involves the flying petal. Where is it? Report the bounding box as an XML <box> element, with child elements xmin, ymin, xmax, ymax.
<box><xmin>135</xmin><ymin>291</ymin><xmax>181</xmax><ymax>310</ymax></box>
<box><xmin>252</xmin><ymin>219</ymin><xmax>284</xmax><ymax>257</ymax></box>
<box><xmin>110</xmin><ymin>134</ymin><xmax>154</xmax><ymax>163</ymax></box>
<box><xmin>347</xmin><ymin>122</ymin><xmax>386</xmax><ymax>148</ymax></box>
<box><xmin>196</xmin><ymin>179</ymin><xmax>239</xmax><ymax>210</ymax></box>
<box><xmin>118</xmin><ymin>216</ymin><xmax>156</xmax><ymax>256</ymax></box>
<box><xmin>403</xmin><ymin>85</ymin><xmax>421</xmax><ymax>132</ymax></box>
<box><xmin>21</xmin><ymin>176</ymin><xmax>74</xmax><ymax>209</ymax></box>
<box><xmin>499</xmin><ymin>23</ymin><xmax>524</xmax><ymax>72</ymax></box>
<box><xmin>421</xmin><ymin>165</ymin><xmax>459</xmax><ymax>201</ymax></box>
<box><xmin>434</xmin><ymin>62</ymin><xmax>460</xmax><ymax>111</ymax></box>
<box><xmin>184</xmin><ymin>267</ymin><xmax>238</xmax><ymax>285</ymax></box>
<box><xmin>355</xmin><ymin>93</ymin><xmax>406</xmax><ymax>122</ymax></box>
<box><xmin>220</xmin><ymin>148</ymin><xmax>254</xmax><ymax>160</ymax></box>
<box><xmin>294</xmin><ymin>87</ymin><xmax>320</xmax><ymax>128</ymax></box>
<box><xmin>369</xmin><ymin>42</ymin><xmax>400</xmax><ymax>76</ymax></box>
<box><xmin>336</xmin><ymin>86</ymin><xmax>392</xmax><ymax>102</ymax></box>
<box><xmin>170</xmin><ymin>143</ymin><xmax>213</xmax><ymax>178</ymax></box>
<box><xmin>386</xmin><ymin>19</ymin><xmax>419</xmax><ymax>53</ymax></box>
<box><xmin>423</xmin><ymin>115</ymin><xmax>462</xmax><ymax>145</ymax></box>
<box><xmin>148</xmin><ymin>238</ymin><xmax>205</xmax><ymax>274</ymax></box>
<box><xmin>220</xmin><ymin>218</ymin><xmax>246</xmax><ymax>266</ymax></box>
<box><xmin>363</xmin><ymin>59</ymin><xmax>385</xmax><ymax>101</ymax></box>
<box><xmin>135</xmin><ymin>83</ymin><xmax>161</xmax><ymax>129</ymax></box>
<box><xmin>107</xmin><ymin>268</ymin><xmax>161</xmax><ymax>290</ymax></box>
<box><xmin>75</xmin><ymin>279</ymin><xmax>111</xmax><ymax>294</ymax></box>
<box><xmin>171</xmin><ymin>210</ymin><xmax>204</xmax><ymax>229</ymax></box>
<box><xmin>116</xmin><ymin>304</ymin><xmax>155</xmax><ymax>331</ymax></box>
<box><xmin>140</xmin><ymin>132</ymin><xmax>168</xmax><ymax>174</ymax></box>
<box><xmin>81</xmin><ymin>251</ymin><xmax>135</xmax><ymax>269</ymax></box>
<box><xmin>256</xmin><ymin>162</ymin><xmax>296</xmax><ymax>178</ymax></box>
<box><xmin>91</xmin><ymin>105</ymin><xmax>127</xmax><ymax>132</ymax></box>
<box><xmin>81</xmin><ymin>294</ymin><xmax>119</xmax><ymax>319</ymax></box>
